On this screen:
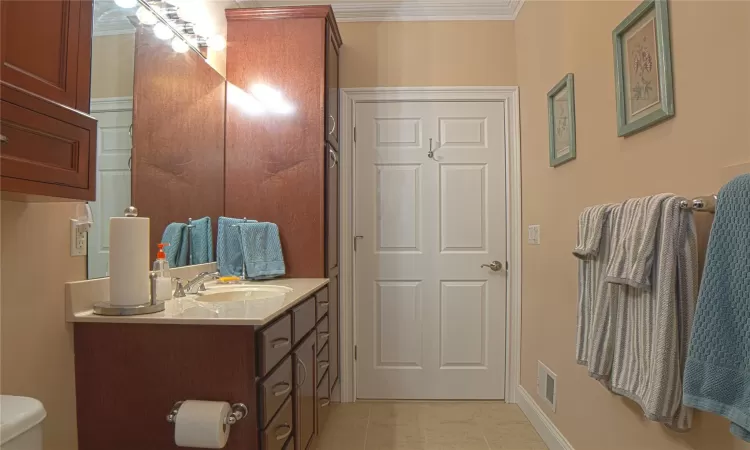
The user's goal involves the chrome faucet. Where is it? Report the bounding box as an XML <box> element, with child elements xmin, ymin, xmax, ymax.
<box><xmin>173</xmin><ymin>271</ymin><xmax>220</xmax><ymax>298</ymax></box>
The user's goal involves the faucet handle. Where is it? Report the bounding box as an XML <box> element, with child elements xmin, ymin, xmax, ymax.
<box><xmin>173</xmin><ymin>278</ymin><xmax>187</xmax><ymax>298</ymax></box>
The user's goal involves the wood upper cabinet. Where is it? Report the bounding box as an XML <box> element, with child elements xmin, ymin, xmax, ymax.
<box><xmin>0</xmin><ymin>0</ymin><xmax>97</xmax><ymax>201</ymax></box>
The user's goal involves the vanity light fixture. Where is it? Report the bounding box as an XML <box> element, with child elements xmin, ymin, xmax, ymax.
<box><xmin>136</xmin><ymin>6</ymin><xmax>159</xmax><ymax>25</ymax></box>
<box><xmin>171</xmin><ymin>37</ymin><xmax>189</xmax><ymax>53</ymax></box>
<box><xmin>153</xmin><ymin>22</ymin><xmax>174</xmax><ymax>40</ymax></box>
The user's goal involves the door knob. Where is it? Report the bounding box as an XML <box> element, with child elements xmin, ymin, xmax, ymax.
<box><xmin>0</xmin><ymin>134</ymin><xmax>8</xmax><ymax>144</ymax></box>
<box><xmin>481</xmin><ymin>261</ymin><xmax>503</xmax><ymax>272</ymax></box>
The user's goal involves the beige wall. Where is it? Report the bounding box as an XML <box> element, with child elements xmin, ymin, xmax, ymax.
<box><xmin>516</xmin><ymin>1</ymin><xmax>750</xmax><ymax>449</ymax></box>
<box><xmin>0</xmin><ymin>201</ymin><xmax>86</xmax><ymax>450</ymax></box>
<box><xmin>339</xmin><ymin>21</ymin><xmax>516</xmax><ymax>87</ymax></box>
<box><xmin>91</xmin><ymin>34</ymin><xmax>135</xmax><ymax>99</ymax></box>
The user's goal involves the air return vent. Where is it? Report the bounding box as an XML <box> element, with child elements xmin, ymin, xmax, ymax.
<box><xmin>537</xmin><ymin>361</ymin><xmax>557</xmax><ymax>412</ymax></box>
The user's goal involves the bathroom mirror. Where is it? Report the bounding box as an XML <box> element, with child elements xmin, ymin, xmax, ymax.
<box><xmin>87</xmin><ymin>0</ymin><xmax>228</xmax><ymax>279</ymax></box>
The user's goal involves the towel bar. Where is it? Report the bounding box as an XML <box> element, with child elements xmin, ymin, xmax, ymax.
<box><xmin>679</xmin><ymin>195</ymin><xmax>716</xmax><ymax>213</ymax></box>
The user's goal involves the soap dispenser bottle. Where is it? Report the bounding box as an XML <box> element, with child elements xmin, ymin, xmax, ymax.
<box><xmin>152</xmin><ymin>243</ymin><xmax>172</xmax><ymax>302</ymax></box>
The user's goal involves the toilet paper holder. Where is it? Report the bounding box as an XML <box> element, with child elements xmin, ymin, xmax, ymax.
<box><xmin>166</xmin><ymin>401</ymin><xmax>249</xmax><ymax>425</ymax></box>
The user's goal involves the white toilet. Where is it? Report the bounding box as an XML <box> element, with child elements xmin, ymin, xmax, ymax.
<box><xmin>0</xmin><ymin>396</ymin><xmax>46</xmax><ymax>450</ymax></box>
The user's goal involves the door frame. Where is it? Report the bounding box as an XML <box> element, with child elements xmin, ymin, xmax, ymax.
<box><xmin>338</xmin><ymin>87</ymin><xmax>522</xmax><ymax>403</ymax></box>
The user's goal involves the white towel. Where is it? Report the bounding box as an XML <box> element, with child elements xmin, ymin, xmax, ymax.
<box><xmin>574</xmin><ymin>204</ymin><xmax>616</xmax><ymax>365</ymax></box>
<box><xmin>605</xmin><ymin>193</ymin><xmax>673</xmax><ymax>288</ymax></box>
<box><xmin>606</xmin><ymin>196</ymin><xmax>698</xmax><ymax>431</ymax></box>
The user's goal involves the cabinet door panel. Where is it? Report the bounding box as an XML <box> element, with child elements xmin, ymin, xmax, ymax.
<box><xmin>294</xmin><ymin>333</ymin><xmax>316</xmax><ymax>450</ymax></box>
<box><xmin>325</xmin><ymin>28</ymin><xmax>339</xmax><ymax>149</ymax></box>
<box><xmin>329</xmin><ymin>273</ymin><xmax>339</xmax><ymax>387</ymax></box>
<box><xmin>326</xmin><ymin>143</ymin><xmax>339</xmax><ymax>271</ymax></box>
<box><xmin>1</xmin><ymin>0</ymin><xmax>92</xmax><ymax>110</ymax></box>
<box><xmin>262</xmin><ymin>396</ymin><xmax>293</xmax><ymax>450</ymax></box>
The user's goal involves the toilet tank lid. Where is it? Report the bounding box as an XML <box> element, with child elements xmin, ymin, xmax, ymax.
<box><xmin>0</xmin><ymin>396</ymin><xmax>47</xmax><ymax>444</ymax></box>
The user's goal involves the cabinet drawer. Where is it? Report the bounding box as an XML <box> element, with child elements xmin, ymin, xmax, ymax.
<box><xmin>292</xmin><ymin>297</ymin><xmax>315</xmax><ymax>344</ymax></box>
<box><xmin>316</xmin><ymin>370</ymin><xmax>331</xmax><ymax>434</ymax></box>
<box><xmin>315</xmin><ymin>287</ymin><xmax>329</xmax><ymax>322</ymax></box>
<box><xmin>0</xmin><ymin>97</ymin><xmax>96</xmax><ymax>200</ymax></box>
<box><xmin>317</xmin><ymin>315</ymin><xmax>329</xmax><ymax>351</ymax></box>
<box><xmin>316</xmin><ymin>343</ymin><xmax>329</xmax><ymax>385</ymax></box>
<box><xmin>259</xmin><ymin>356</ymin><xmax>293</xmax><ymax>429</ymax></box>
<box><xmin>258</xmin><ymin>314</ymin><xmax>292</xmax><ymax>376</ymax></box>
<box><xmin>261</xmin><ymin>395</ymin><xmax>293</xmax><ymax>450</ymax></box>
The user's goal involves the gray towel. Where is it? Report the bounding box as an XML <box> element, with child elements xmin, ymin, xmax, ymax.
<box><xmin>605</xmin><ymin>193</ymin><xmax>674</xmax><ymax>288</ymax></box>
<box><xmin>605</xmin><ymin>196</ymin><xmax>698</xmax><ymax>431</ymax></box>
<box><xmin>574</xmin><ymin>204</ymin><xmax>616</xmax><ymax>365</ymax></box>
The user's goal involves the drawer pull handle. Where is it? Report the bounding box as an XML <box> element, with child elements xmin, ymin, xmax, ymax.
<box><xmin>270</xmin><ymin>338</ymin><xmax>290</xmax><ymax>349</ymax></box>
<box><xmin>318</xmin><ymin>332</ymin><xmax>330</xmax><ymax>339</ymax></box>
<box><xmin>318</xmin><ymin>362</ymin><xmax>330</xmax><ymax>371</ymax></box>
<box><xmin>272</xmin><ymin>382</ymin><xmax>292</xmax><ymax>397</ymax></box>
<box><xmin>0</xmin><ymin>135</ymin><xmax>8</xmax><ymax>144</ymax></box>
<box><xmin>275</xmin><ymin>424</ymin><xmax>292</xmax><ymax>441</ymax></box>
<box><xmin>320</xmin><ymin>399</ymin><xmax>331</xmax><ymax>407</ymax></box>
<box><xmin>317</xmin><ymin>301</ymin><xmax>329</xmax><ymax>306</ymax></box>
<box><xmin>296</xmin><ymin>357</ymin><xmax>308</xmax><ymax>387</ymax></box>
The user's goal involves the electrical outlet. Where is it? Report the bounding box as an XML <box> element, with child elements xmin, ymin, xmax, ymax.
<box><xmin>528</xmin><ymin>225</ymin><xmax>541</xmax><ymax>245</ymax></box>
<box><xmin>70</xmin><ymin>219</ymin><xmax>88</xmax><ymax>256</ymax></box>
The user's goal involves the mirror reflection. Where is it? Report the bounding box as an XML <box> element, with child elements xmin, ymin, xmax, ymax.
<box><xmin>88</xmin><ymin>0</ymin><xmax>227</xmax><ymax>278</ymax></box>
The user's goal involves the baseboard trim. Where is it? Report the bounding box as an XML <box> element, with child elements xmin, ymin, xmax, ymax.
<box><xmin>516</xmin><ymin>386</ymin><xmax>575</xmax><ymax>450</ymax></box>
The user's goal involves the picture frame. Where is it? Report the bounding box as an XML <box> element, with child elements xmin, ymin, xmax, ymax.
<box><xmin>613</xmin><ymin>0</ymin><xmax>674</xmax><ymax>137</ymax></box>
<box><xmin>547</xmin><ymin>73</ymin><xmax>576</xmax><ymax>168</ymax></box>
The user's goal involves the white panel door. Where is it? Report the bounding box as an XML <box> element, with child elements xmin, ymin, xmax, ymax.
<box><xmin>355</xmin><ymin>101</ymin><xmax>507</xmax><ymax>399</ymax></box>
<box><xmin>87</xmin><ymin>109</ymin><xmax>132</xmax><ymax>279</ymax></box>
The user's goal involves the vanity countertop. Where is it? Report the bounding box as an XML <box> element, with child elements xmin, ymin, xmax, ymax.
<box><xmin>66</xmin><ymin>278</ymin><xmax>329</xmax><ymax>326</ymax></box>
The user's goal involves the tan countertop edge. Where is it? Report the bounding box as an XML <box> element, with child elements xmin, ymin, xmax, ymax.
<box><xmin>66</xmin><ymin>271</ymin><xmax>329</xmax><ymax>326</ymax></box>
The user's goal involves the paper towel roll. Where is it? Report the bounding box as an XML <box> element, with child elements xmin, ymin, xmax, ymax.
<box><xmin>174</xmin><ymin>400</ymin><xmax>231</xmax><ymax>449</ymax></box>
<box><xmin>109</xmin><ymin>215</ymin><xmax>150</xmax><ymax>306</ymax></box>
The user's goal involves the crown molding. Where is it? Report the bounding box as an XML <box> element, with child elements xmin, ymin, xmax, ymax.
<box><xmin>244</xmin><ymin>0</ymin><xmax>524</xmax><ymax>21</ymax></box>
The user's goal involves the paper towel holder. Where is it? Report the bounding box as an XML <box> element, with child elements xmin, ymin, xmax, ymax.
<box><xmin>166</xmin><ymin>401</ymin><xmax>249</xmax><ymax>426</ymax></box>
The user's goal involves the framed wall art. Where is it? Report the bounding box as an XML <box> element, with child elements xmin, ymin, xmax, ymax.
<box><xmin>613</xmin><ymin>0</ymin><xmax>674</xmax><ymax>137</ymax></box>
<box><xmin>548</xmin><ymin>73</ymin><xmax>576</xmax><ymax>167</ymax></box>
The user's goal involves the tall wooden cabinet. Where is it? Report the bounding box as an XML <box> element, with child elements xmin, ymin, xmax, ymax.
<box><xmin>0</xmin><ymin>0</ymin><xmax>97</xmax><ymax>200</ymax></box>
<box><xmin>225</xmin><ymin>2</ymin><xmax>342</xmax><ymax>393</ymax></box>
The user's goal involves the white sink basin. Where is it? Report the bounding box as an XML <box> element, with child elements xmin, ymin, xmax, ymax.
<box><xmin>175</xmin><ymin>284</ymin><xmax>294</xmax><ymax>319</ymax></box>
<box><xmin>194</xmin><ymin>285</ymin><xmax>293</xmax><ymax>303</ymax></box>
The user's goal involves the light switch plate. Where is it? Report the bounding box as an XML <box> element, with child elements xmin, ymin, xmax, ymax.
<box><xmin>528</xmin><ymin>225</ymin><xmax>541</xmax><ymax>245</ymax></box>
<box><xmin>70</xmin><ymin>219</ymin><xmax>88</xmax><ymax>256</ymax></box>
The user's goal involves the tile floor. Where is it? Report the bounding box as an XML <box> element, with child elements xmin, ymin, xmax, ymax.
<box><xmin>315</xmin><ymin>401</ymin><xmax>548</xmax><ymax>450</ymax></box>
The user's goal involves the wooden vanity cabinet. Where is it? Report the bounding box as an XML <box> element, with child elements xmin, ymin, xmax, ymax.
<box><xmin>74</xmin><ymin>285</ymin><xmax>331</xmax><ymax>450</ymax></box>
<box><xmin>0</xmin><ymin>0</ymin><xmax>97</xmax><ymax>200</ymax></box>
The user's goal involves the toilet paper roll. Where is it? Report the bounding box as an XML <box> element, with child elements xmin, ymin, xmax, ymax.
<box><xmin>174</xmin><ymin>400</ymin><xmax>231</xmax><ymax>449</ymax></box>
<box><xmin>109</xmin><ymin>216</ymin><xmax>150</xmax><ymax>306</ymax></box>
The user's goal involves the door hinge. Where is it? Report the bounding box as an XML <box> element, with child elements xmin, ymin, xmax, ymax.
<box><xmin>354</xmin><ymin>126</ymin><xmax>357</xmax><ymax>143</ymax></box>
<box><xmin>354</xmin><ymin>345</ymin><xmax>358</xmax><ymax>361</ymax></box>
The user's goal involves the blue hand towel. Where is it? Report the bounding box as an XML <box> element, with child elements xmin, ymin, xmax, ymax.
<box><xmin>238</xmin><ymin>222</ymin><xmax>285</xmax><ymax>280</ymax></box>
<box><xmin>217</xmin><ymin>217</ymin><xmax>257</xmax><ymax>276</ymax></box>
<box><xmin>683</xmin><ymin>174</ymin><xmax>750</xmax><ymax>442</ymax></box>
<box><xmin>189</xmin><ymin>216</ymin><xmax>213</xmax><ymax>264</ymax></box>
<box><xmin>161</xmin><ymin>222</ymin><xmax>188</xmax><ymax>267</ymax></box>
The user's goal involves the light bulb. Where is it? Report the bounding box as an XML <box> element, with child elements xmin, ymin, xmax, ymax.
<box><xmin>176</xmin><ymin>1</ymin><xmax>199</xmax><ymax>22</ymax></box>
<box><xmin>114</xmin><ymin>0</ymin><xmax>138</xmax><ymax>8</ymax></box>
<box><xmin>153</xmin><ymin>22</ymin><xmax>173</xmax><ymax>40</ymax></box>
<box><xmin>171</xmin><ymin>37</ymin><xmax>189</xmax><ymax>53</ymax></box>
<box><xmin>207</xmin><ymin>35</ymin><xmax>226</xmax><ymax>51</ymax></box>
<box><xmin>136</xmin><ymin>6</ymin><xmax>158</xmax><ymax>25</ymax></box>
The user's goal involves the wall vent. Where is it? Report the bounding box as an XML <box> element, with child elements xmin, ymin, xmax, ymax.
<box><xmin>537</xmin><ymin>360</ymin><xmax>557</xmax><ymax>412</ymax></box>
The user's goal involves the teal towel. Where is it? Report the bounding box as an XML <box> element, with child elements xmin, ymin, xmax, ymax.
<box><xmin>683</xmin><ymin>174</ymin><xmax>750</xmax><ymax>442</ymax></box>
<box><xmin>238</xmin><ymin>222</ymin><xmax>285</xmax><ymax>280</ymax></box>
<box><xmin>161</xmin><ymin>222</ymin><xmax>188</xmax><ymax>267</ymax></box>
<box><xmin>189</xmin><ymin>216</ymin><xmax>213</xmax><ymax>264</ymax></box>
<box><xmin>217</xmin><ymin>217</ymin><xmax>256</xmax><ymax>276</ymax></box>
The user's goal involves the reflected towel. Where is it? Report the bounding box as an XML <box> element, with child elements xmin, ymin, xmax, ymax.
<box><xmin>237</xmin><ymin>222</ymin><xmax>285</xmax><ymax>280</ymax></box>
<box><xmin>189</xmin><ymin>216</ymin><xmax>213</xmax><ymax>264</ymax></box>
<box><xmin>684</xmin><ymin>174</ymin><xmax>750</xmax><ymax>442</ymax></box>
<box><xmin>161</xmin><ymin>222</ymin><xmax>188</xmax><ymax>267</ymax></box>
<box><xmin>217</xmin><ymin>217</ymin><xmax>256</xmax><ymax>276</ymax></box>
